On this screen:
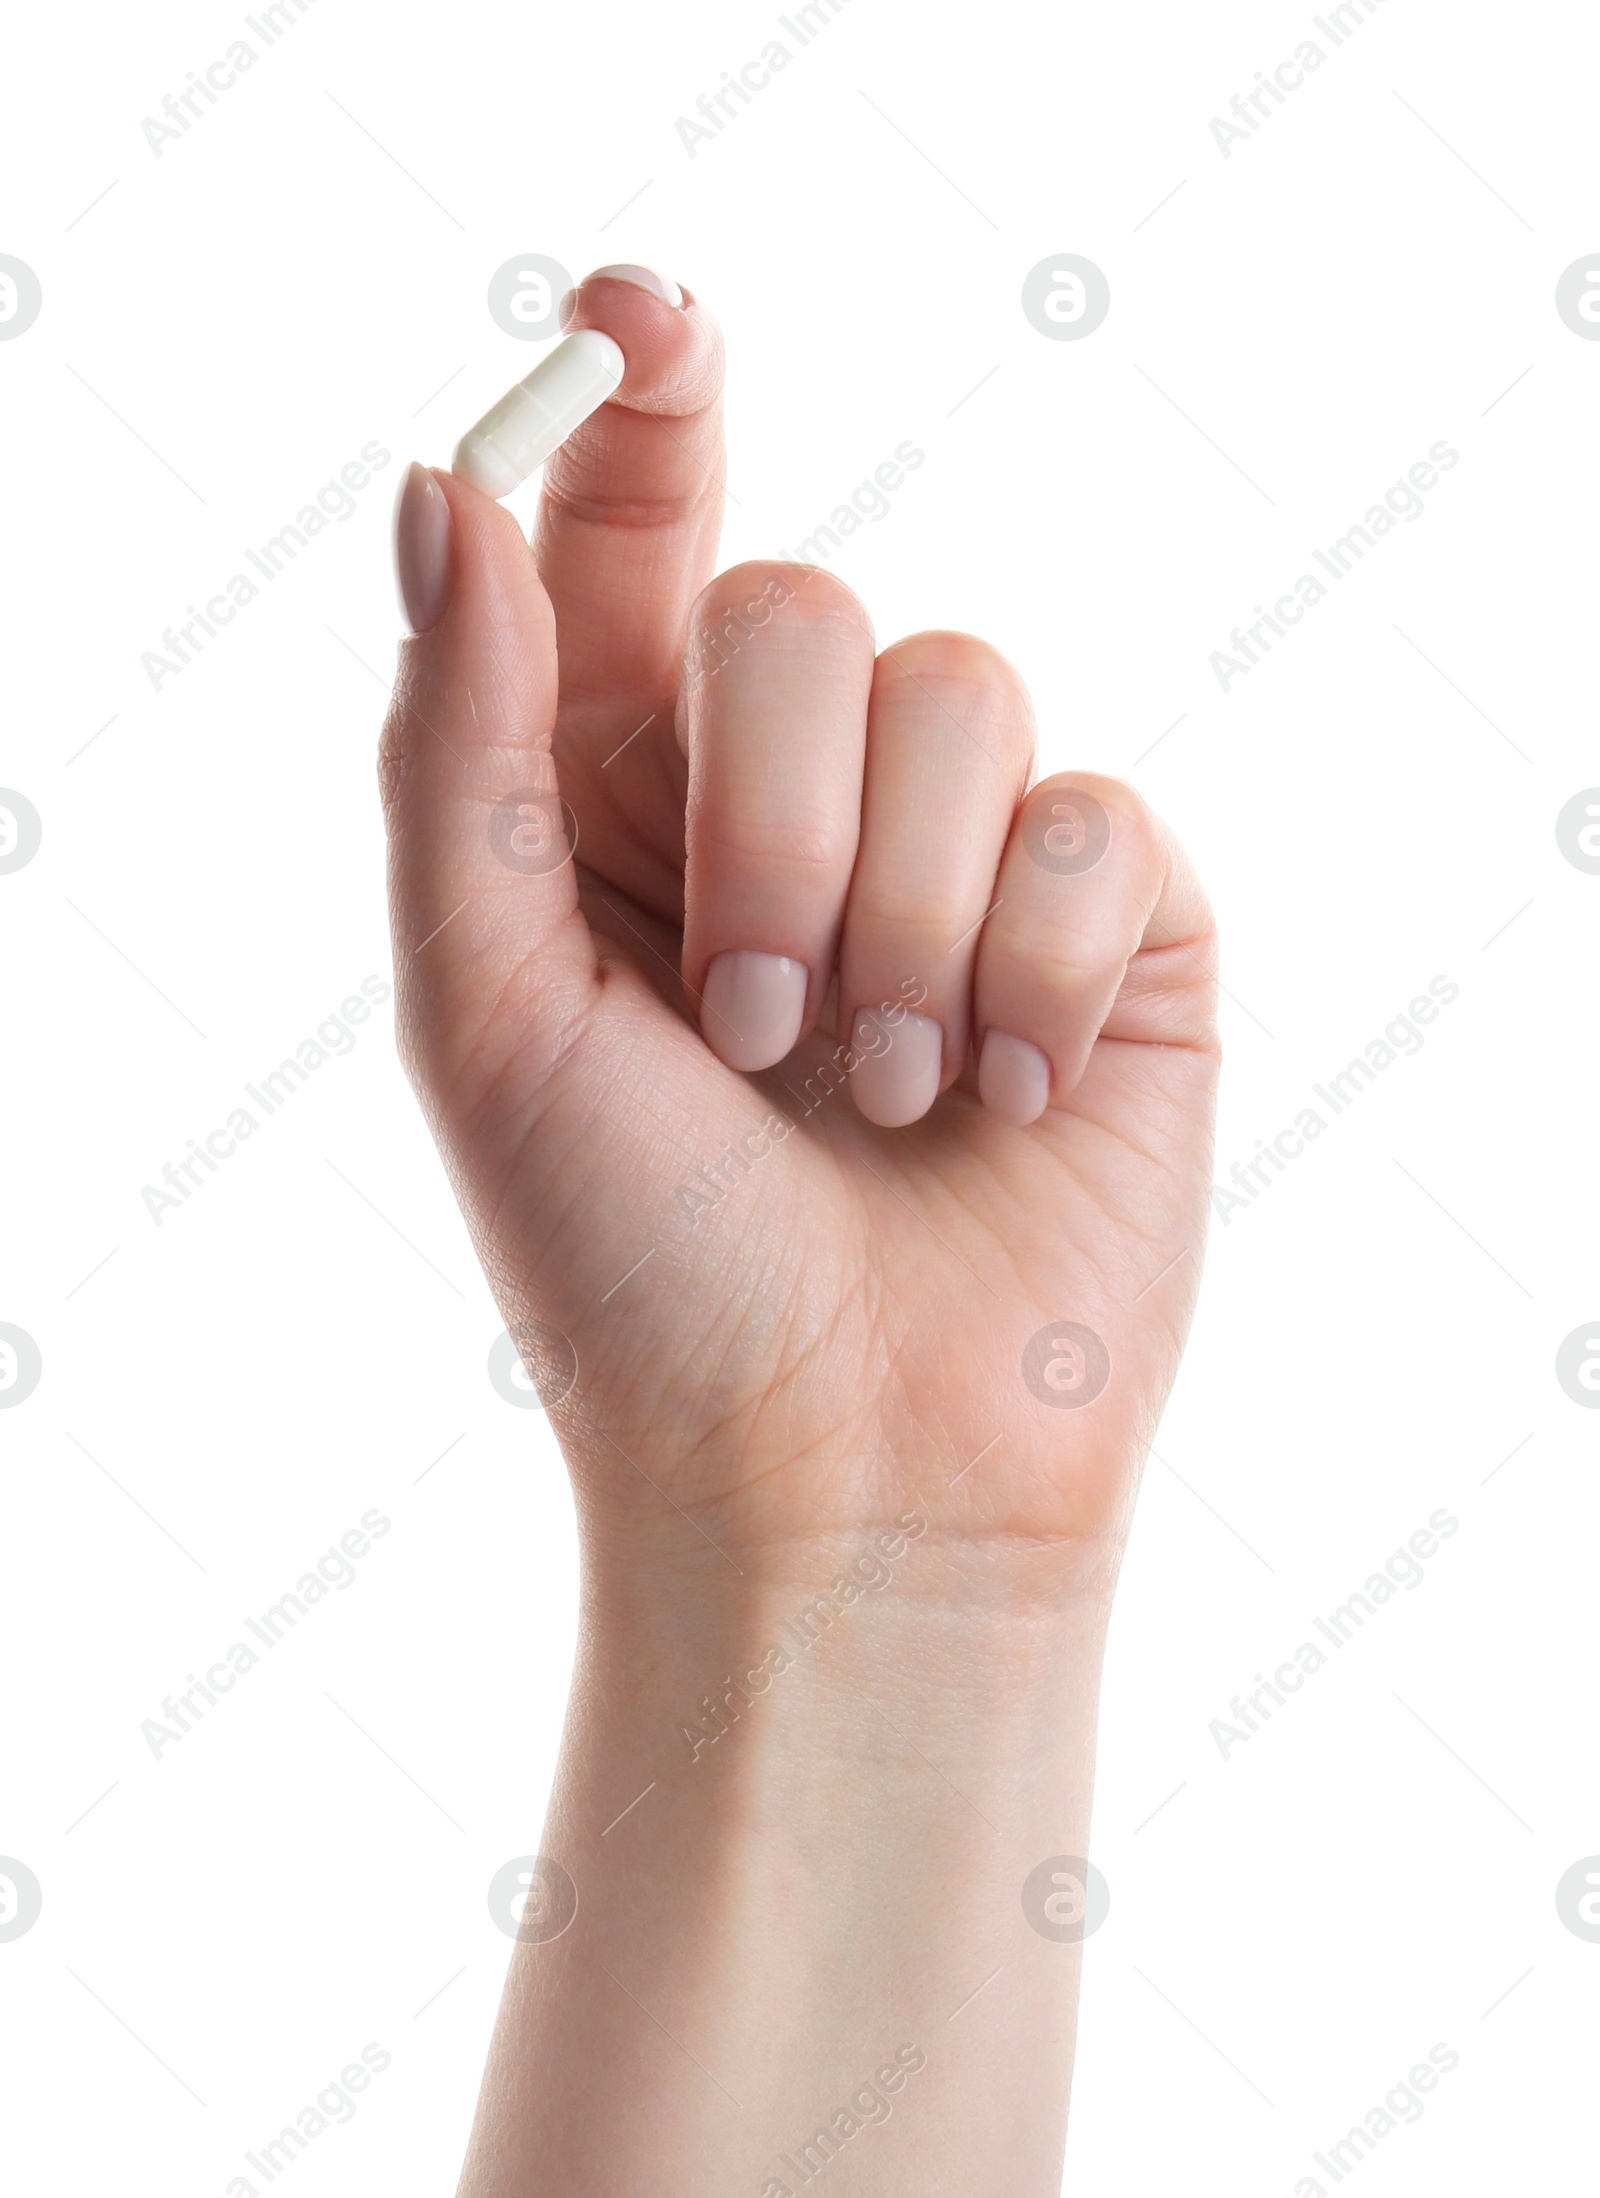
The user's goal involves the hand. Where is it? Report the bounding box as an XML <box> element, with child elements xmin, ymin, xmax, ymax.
<box><xmin>382</xmin><ymin>267</ymin><xmax>1218</xmax><ymax>1587</ymax></box>
<box><xmin>384</xmin><ymin>265</ymin><xmax>1221</xmax><ymax>2198</ymax></box>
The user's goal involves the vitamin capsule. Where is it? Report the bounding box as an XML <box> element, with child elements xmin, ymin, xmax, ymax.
<box><xmin>451</xmin><ymin>329</ymin><xmax>626</xmax><ymax>498</ymax></box>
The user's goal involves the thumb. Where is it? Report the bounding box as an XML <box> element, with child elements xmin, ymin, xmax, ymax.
<box><xmin>381</xmin><ymin>463</ymin><xmax>599</xmax><ymax>1133</ymax></box>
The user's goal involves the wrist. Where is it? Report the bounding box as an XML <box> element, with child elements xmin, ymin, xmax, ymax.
<box><xmin>564</xmin><ymin>1412</ymin><xmax>1132</xmax><ymax>1618</ymax></box>
<box><xmin>571</xmin><ymin>1519</ymin><xmax>1115</xmax><ymax>1781</ymax></box>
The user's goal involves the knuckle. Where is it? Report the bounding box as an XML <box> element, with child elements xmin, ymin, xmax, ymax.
<box><xmin>377</xmin><ymin>711</ymin><xmax>408</xmax><ymax>821</ymax></box>
<box><xmin>1032</xmin><ymin>772</ymin><xmax>1151</xmax><ymax>838</ymax></box>
<box><xmin>707</xmin><ymin>808</ymin><xmax>856</xmax><ymax>877</ymax></box>
<box><xmin>874</xmin><ymin>631</ymin><xmax>1035</xmax><ymax>772</ymax></box>
<box><xmin>691</xmin><ymin>561</ymin><xmax>872</xmax><ymax>650</ymax></box>
<box><xmin>848</xmin><ymin>884</ymin><xmax>969</xmax><ymax>941</ymax></box>
<box><xmin>880</xmin><ymin>628</ymin><xmax>1022</xmax><ymax>690</ymax></box>
<box><xmin>1033</xmin><ymin>933</ymin><xmax>1128</xmax><ymax>996</ymax></box>
<box><xmin>1020</xmin><ymin>775</ymin><xmax>1158</xmax><ymax>883</ymax></box>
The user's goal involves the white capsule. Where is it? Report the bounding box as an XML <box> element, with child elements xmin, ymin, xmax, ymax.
<box><xmin>451</xmin><ymin>329</ymin><xmax>626</xmax><ymax>498</ymax></box>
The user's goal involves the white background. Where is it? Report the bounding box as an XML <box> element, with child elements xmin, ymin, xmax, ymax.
<box><xmin>2</xmin><ymin>0</ymin><xmax>1596</xmax><ymax>2191</ymax></box>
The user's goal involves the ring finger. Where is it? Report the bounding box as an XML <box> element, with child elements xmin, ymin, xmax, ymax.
<box><xmin>838</xmin><ymin>633</ymin><xmax>1034</xmax><ymax>1127</ymax></box>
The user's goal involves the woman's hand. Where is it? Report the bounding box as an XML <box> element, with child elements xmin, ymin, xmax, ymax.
<box><xmin>383</xmin><ymin>268</ymin><xmax>1217</xmax><ymax>1585</ymax></box>
<box><xmin>381</xmin><ymin>267</ymin><xmax>1218</xmax><ymax>2197</ymax></box>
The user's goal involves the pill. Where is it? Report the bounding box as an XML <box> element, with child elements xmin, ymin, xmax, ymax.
<box><xmin>451</xmin><ymin>329</ymin><xmax>626</xmax><ymax>499</ymax></box>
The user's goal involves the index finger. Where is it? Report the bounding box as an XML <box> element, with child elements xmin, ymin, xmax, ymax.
<box><xmin>534</xmin><ymin>267</ymin><xmax>726</xmax><ymax>737</ymax></box>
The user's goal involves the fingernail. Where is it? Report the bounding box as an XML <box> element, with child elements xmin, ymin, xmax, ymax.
<box><xmin>851</xmin><ymin>1009</ymin><xmax>943</xmax><ymax>1128</ymax></box>
<box><xmin>979</xmin><ymin>1030</ymin><xmax>1051</xmax><ymax>1126</ymax></box>
<box><xmin>582</xmin><ymin>263</ymin><xmax>683</xmax><ymax>308</ymax></box>
<box><xmin>394</xmin><ymin>462</ymin><xmax>451</xmax><ymax>633</ymax></box>
<box><xmin>702</xmin><ymin>952</ymin><xmax>808</xmax><ymax>1071</ymax></box>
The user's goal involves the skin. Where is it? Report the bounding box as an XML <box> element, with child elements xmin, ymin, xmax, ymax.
<box><xmin>381</xmin><ymin>272</ymin><xmax>1218</xmax><ymax>2194</ymax></box>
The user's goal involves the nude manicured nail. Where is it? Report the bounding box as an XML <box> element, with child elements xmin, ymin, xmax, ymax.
<box><xmin>702</xmin><ymin>952</ymin><xmax>807</xmax><ymax>1071</ymax></box>
<box><xmin>979</xmin><ymin>1030</ymin><xmax>1051</xmax><ymax>1126</ymax></box>
<box><xmin>583</xmin><ymin>263</ymin><xmax>683</xmax><ymax>308</ymax></box>
<box><xmin>394</xmin><ymin>462</ymin><xmax>451</xmax><ymax>633</ymax></box>
<box><xmin>851</xmin><ymin>1009</ymin><xmax>943</xmax><ymax>1128</ymax></box>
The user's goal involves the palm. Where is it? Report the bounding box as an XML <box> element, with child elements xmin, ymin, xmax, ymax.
<box><xmin>457</xmin><ymin>691</ymin><xmax>1217</xmax><ymax>1553</ymax></box>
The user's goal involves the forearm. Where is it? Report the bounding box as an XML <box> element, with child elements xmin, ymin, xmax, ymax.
<box><xmin>457</xmin><ymin>1527</ymin><xmax>1115</xmax><ymax>2195</ymax></box>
